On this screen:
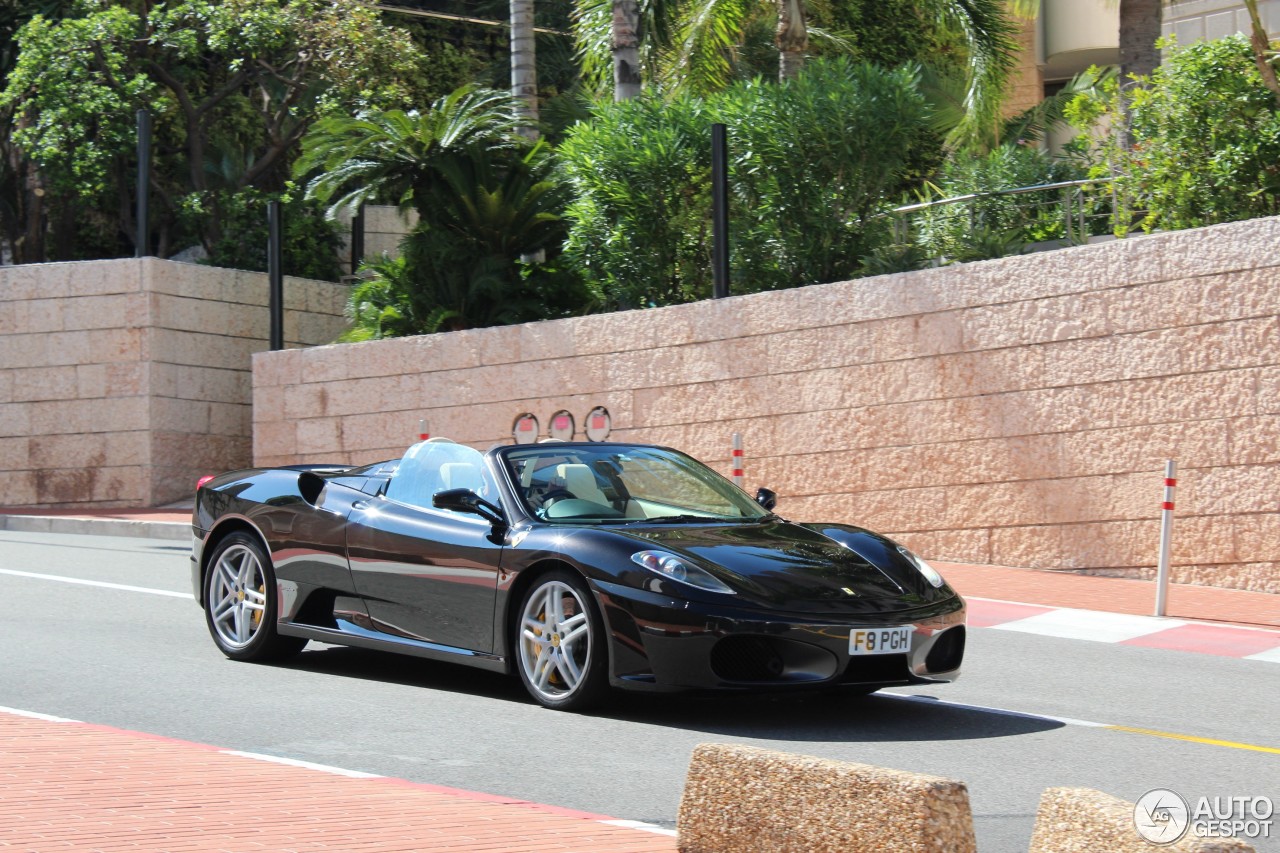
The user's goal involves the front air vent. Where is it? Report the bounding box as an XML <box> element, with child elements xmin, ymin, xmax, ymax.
<box><xmin>710</xmin><ymin>636</ymin><xmax>838</xmax><ymax>683</ymax></box>
<box><xmin>925</xmin><ymin>626</ymin><xmax>965</xmax><ymax>673</ymax></box>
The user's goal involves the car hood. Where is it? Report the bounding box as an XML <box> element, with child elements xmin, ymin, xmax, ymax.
<box><xmin>614</xmin><ymin>519</ymin><xmax>954</xmax><ymax>614</ymax></box>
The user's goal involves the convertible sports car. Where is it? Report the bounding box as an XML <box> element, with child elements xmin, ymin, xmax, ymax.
<box><xmin>191</xmin><ymin>439</ymin><xmax>965</xmax><ymax>710</ymax></box>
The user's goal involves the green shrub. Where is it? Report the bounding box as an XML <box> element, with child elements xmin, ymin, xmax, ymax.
<box><xmin>185</xmin><ymin>188</ymin><xmax>344</xmax><ymax>282</ymax></box>
<box><xmin>1069</xmin><ymin>35</ymin><xmax>1280</xmax><ymax>234</ymax></box>
<box><xmin>559</xmin><ymin>57</ymin><xmax>931</xmax><ymax>308</ymax></box>
<box><xmin>559</xmin><ymin>95</ymin><xmax>713</xmax><ymax>308</ymax></box>
<box><xmin>915</xmin><ymin>143</ymin><xmax>1083</xmax><ymax>261</ymax></box>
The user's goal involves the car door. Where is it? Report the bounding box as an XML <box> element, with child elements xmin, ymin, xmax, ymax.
<box><xmin>344</xmin><ymin>443</ymin><xmax>504</xmax><ymax>654</ymax></box>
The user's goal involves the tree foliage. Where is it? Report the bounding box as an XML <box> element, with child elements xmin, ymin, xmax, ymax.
<box><xmin>1</xmin><ymin>0</ymin><xmax>423</xmax><ymax>260</ymax></box>
<box><xmin>300</xmin><ymin>87</ymin><xmax>593</xmax><ymax>337</ymax></box>
<box><xmin>296</xmin><ymin>87</ymin><xmax>522</xmax><ymax>221</ymax></box>
<box><xmin>572</xmin><ymin>0</ymin><xmax>1016</xmax><ymax>147</ymax></box>
<box><xmin>1068</xmin><ymin>35</ymin><xmax>1280</xmax><ymax>234</ymax></box>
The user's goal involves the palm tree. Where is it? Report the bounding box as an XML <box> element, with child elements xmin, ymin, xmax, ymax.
<box><xmin>1118</xmin><ymin>0</ymin><xmax>1162</xmax><ymax>83</ymax></box>
<box><xmin>576</xmin><ymin>0</ymin><xmax>1020</xmax><ymax>145</ymax></box>
<box><xmin>296</xmin><ymin>87</ymin><xmax>586</xmax><ymax>337</ymax></box>
<box><xmin>510</xmin><ymin>0</ymin><xmax>539</xmax><ymax>136</ymax></box>
<box><xmin>774</xmin><ymin>0</ymin><xmax>807</xmax><ymax>80</ymax></box>
<box><xmin>294</xmin><ymin>86</ymin><xmax>521</xmax><ymax>221</ymax></box>
<box><xmin>612</xmin><ymin>0</ymin><xmax>643</xmax><ymax>100</ymax></box>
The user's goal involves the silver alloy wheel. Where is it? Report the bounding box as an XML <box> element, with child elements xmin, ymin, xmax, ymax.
<box><xmin>518</xmin><ymin>580</ymin><xmax>592</xmax><ymax>702</ymax></box>
<box><xmin>208</xmin><ymin>543</ymin><xmax>268</xmax><ymax>650</ymax></box>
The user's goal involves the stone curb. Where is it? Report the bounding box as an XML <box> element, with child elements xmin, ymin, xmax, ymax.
<box><xmin>0</xmin><ymin>515</ymin><xmax>190</xmax><ymax>542</ymax></box>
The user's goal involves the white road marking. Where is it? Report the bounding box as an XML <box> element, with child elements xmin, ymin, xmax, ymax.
<box><xmin>1244</xmin><ymin>646</ymin><xmax>1280</xmax><ymax>663</ymax></box>
<box><xmin>0</xmin><ymin>705</ymin><xmax>81</xmax><ymax>723</ymax></box>
<box><xmin>881</xmin><ymin>692</ymin><xmax>1111</xmax><ymax>728</ymax></box>
<box><xmin>989</xmin><ymin>608</ymin><xmax>1185</xmax><ymax>643</ymax></box>
<box><xmin>601</xmin><ymin>819</ymin><xmax>679</xmax><ymax>836</ymax></box>
<box><xmin>0</xmin><ymin>567</ymin><xmax>192</xmax><ymax>599</ymax></box>
<box><xmin>221</xmin><ymin>750</ymin><xmax>384</xmax><ymax>778</ymax></box>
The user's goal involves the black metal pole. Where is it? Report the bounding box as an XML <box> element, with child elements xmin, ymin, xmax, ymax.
<box><xmin>711</xmin><ymin>123</ymin><xmax>730</xmax><ymax>299</ymax></box>
<box><xmin>135</xmin><ymin>110</ymin><xmax>151</xmax><ymax>258</ymax></box>
<box><xmin>268</xmin><ymin>200</ymin><xmax>284</xmax><ymax>351</ymax></box>
<box><xmin>350</xmin><ymin>204</ymin><xmax>365</xmax><ymax>276</ymax></box>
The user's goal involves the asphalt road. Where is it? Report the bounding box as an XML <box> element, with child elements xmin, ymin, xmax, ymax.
<box><xmin>1</xmin><ymin>530</ymin><xmax>1276</xmax><ymax>852</ymax></box>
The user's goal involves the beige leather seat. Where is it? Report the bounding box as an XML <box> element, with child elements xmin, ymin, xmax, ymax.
<box><xmin>555</xmin><ymin>463</ymin><xmax>609</xmax><ymax>505</ymax></box>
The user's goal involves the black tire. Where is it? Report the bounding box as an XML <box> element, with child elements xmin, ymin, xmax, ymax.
<box><xmin>513</xmin><ymin>570</ymin><xmax>609</xmax><ymax>711</ymax></box>
<box><xmin>203</xmin><ymin>532</ymin><xmax>306</xmax><ymax>662</ymax></box>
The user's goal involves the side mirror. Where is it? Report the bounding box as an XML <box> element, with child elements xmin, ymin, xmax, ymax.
<box><xmin>755</xmin><ymin>487</ymin><xmax>777</xmax><ymax>511</ymax></box>
<box><xmin>433</xmin><ymin>488</ymin><xmax>505</xmax><ymax>527</ymax></box>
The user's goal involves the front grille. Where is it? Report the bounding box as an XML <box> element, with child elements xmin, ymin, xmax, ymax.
<box><xmin>839</xmin><ymin>653</ymin><xmax>910</xmax><ymax>684</ymax></box>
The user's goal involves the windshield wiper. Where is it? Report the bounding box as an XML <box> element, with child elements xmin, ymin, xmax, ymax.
<box><xmin>626</xmin><ymin>514</ymin><xmax>726</xmax><ymax>525</ymax></box>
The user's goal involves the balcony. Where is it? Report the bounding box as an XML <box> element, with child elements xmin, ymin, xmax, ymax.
<box><xmin>1041</xmin><ymin>0</ymin><xmax>1119</xmax><ymax>80</ymax></box>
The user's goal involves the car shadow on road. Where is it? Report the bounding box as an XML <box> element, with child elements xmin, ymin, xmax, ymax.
<box><xmin>276</xmin><ymin>646</ymin><xmax>1061</xmax><ymax>743</ymax></box>
<box><xmin>273</xmin><ymin>645</ymin><xmax>529</xmax><ymax>702</ymax></box>
<box><xmin>596</xmin><ymin>689</ymin><xmax>1065</xmax><ymax>742</ymax></box>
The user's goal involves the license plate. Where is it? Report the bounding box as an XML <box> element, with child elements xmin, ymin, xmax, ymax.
<box><xmin>849</xmin><ymin>626</ymin><xmax>912</xmax><ymax>655</ymax></box>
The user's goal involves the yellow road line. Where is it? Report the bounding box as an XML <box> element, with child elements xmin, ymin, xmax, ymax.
<box><xmin>1106</xmin><ymin>725</ymin><xmax>1280</xmax><ymax>755</ymax></box>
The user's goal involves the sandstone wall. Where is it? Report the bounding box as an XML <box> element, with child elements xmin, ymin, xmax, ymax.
<box><xmin>334</xmin><ymin>205</ymin><xmax>417</xmax><ymax>274</ymax></box>
<box><xmin>253</xmin><ymin>217</ymin><xmax>1280</xmax><ymax>593</ymax></box>
<box><xmin>1</xmin><ymin>258</ymin><xmax>348</xmax><ymax>507</ymax></box>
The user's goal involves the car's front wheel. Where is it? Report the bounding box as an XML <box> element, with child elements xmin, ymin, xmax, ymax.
<box><xmin>203</xmin><ymin>532</ymin><xmax>306</xmax><ymax>662</ymax></box>
<box><xmin>514</xmin><ymin>570</ymin><xmax>609</xmax><ymax>711</ymax></box>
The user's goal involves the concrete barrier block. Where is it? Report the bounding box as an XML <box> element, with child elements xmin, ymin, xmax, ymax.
<box><xmin>676</xmin><ymin>743</ymin><xmax>976</xmax><ymax>853</ymax></box>
<box><xmin>1028</xmin><ymin>787</ymin><xmax>1255</xmax><ymax>853</ymax></box>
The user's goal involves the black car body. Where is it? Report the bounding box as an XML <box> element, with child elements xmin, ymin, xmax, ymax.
<box><xmin>192</xmin><ymin>440</ymin><xmax>965</xmax><ymax>709</ymax></box>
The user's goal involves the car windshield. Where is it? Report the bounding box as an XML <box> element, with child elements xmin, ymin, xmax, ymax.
<box><xmin>501</xmin><ymin>444</ymin><xmax>770</xmax><ymax>524</ymax></box>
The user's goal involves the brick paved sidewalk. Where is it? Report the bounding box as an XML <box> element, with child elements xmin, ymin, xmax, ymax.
<box><xmin>0</xmin><ymin>711</ymin><xmax>678</xmax><ymax>853</ymax></box>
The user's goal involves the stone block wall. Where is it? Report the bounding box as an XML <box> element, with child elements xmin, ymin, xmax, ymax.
<box><xmin>1</xmin><ymin>258</ymin><xmax>348</xmax><ymax>507</ymax></box>
<box><xmin>253</xmin><ymin>216</ymin><xmax>1280</xmax><ymax>593</ymax></box>
<box><xmin>334</xmin><ymin>205</ymin><xmax>417</xmax><ymax>274</ymax></box>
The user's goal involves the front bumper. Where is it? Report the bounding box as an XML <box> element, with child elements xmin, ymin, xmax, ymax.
<box><xmin>594</xmin><ymin>579</ymin><xmax>966</xmax><ymax>692</ymax></box>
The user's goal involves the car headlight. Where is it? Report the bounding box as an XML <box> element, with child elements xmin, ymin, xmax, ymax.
<box><xmin>898</xmin><ymin>546</ymin><xmax>946</xmax><ymax>588</ymax></box>
<box><xmin>631</xmin><ymin>550</ymin><xmax>735</xmax><ymax>594</ymax></box>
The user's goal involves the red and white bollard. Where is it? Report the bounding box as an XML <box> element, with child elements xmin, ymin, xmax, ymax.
<box><xmin>732</xmin><ymin>433</ymin><xmax>744</xmax><ymax>488</ymax></box>
<box><xmin>418</xmin><ymin>419</ymin><xmax>430</xmax><ymax>441</ymax></box>
<box><xmin>1154</xmin><ymin>459</ymin><xmax>1176</xmax><ymax>617</ymax></box>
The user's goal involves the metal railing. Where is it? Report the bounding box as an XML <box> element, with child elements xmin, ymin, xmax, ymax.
<box><xmin>886</xmin><ymin>177</ymin><xmax>1121</xmax><ymax>262</ymax></box>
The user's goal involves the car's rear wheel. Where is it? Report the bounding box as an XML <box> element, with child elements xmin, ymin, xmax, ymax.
<box><xmin>203</xmin><ymin>532</ymin><xmax>305</xmax><ymax>662</ymax></box>
<box><xmin>514</xmin><ymin>570</ymin><xmax>608</xmax><ymax>711</ymax></box>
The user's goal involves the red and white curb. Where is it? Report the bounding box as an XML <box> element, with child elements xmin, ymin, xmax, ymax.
<box><xmin>966</xmin><ymin>597</ymin><xmax>1280</xmax><ymax>662</ymax></box>
<box><xmin>0</xmin><ymin>706</ymin><xmax>678</xmax><ymax>838</ymax></box>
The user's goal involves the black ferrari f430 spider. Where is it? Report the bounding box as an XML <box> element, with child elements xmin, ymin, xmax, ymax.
<box><xmin>192</xmin><ymin>439</ymin><xmax>965</xmax><ymax>710</ymax></box>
